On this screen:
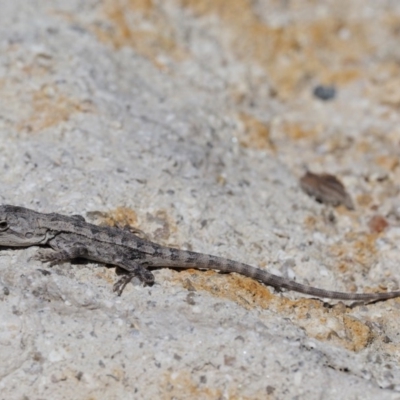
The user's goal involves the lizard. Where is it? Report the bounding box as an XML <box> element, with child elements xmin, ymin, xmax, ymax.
<box><xmin>0</xmin><ymin>204</ymin><xmax>399</xmax><ymax>301</ymax></box>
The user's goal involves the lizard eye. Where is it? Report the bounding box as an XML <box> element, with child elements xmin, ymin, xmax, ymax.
<box><xmin>0</xmin><ymin>221</ymin><xmax>8</xmax><ymax>231</ymax></box>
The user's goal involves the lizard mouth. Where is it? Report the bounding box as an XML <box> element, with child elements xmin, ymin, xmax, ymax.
<box><xmin>0</xmin><ymin>230</ymin><xmax>48</xmax><ymax>246</ymax></box>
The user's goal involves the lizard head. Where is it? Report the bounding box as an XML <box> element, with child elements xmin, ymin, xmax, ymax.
<box><xmin>0</xmin><ymin>205</ymin><xmax>54</xmax><ymax>247</ymax></box>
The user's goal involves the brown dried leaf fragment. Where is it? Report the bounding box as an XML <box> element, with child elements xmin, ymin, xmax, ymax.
<box><xmin>368</xmin><ymin>215</ymin><xmax>389</xmax><ymax>234</ymax></box>
<box><xmin>300</xmin><ymin>171</ymin><xmax>354</xmax><ymax>210</ymax></box>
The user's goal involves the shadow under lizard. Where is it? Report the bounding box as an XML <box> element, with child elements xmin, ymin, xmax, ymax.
<box><xmin>0</xmin><ymin>205</ymin><xmax>398</xmax><ymax>302</ymax></box>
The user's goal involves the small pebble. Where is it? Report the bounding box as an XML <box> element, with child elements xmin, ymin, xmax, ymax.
<box><xmin>313</xmin><ymin>85</ymin><xmax>336</xmax><ymax>101</ymax></box>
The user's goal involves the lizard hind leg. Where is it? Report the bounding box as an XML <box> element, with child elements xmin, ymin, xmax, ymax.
<box><xmin>113</xmin><ymin>263</ymin><xmax>154</xmax><ymax>296</ymax></box>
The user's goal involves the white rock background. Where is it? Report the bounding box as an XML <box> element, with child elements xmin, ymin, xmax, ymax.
<box><xmin>1</xmin><ymin>1</ymin><xmax>400</xmax><ymax>398</ymax></box>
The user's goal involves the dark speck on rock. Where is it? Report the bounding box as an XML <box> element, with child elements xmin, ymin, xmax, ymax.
<box><xmin>313</xmin><ymin>85</ymin><xmax>336</xmax><ymax>101</ymax></box>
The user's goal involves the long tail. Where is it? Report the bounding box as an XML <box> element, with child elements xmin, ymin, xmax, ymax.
<box><xmin>152</xmin><ymin>247</ymin><xmax>400</xmax><ymax>301</ymax></box>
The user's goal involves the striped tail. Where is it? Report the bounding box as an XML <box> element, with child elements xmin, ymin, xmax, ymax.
<box><xmin>158</xmin><ymin>248</ymin><xmax>400</xmax><ymax>301</ymax></box>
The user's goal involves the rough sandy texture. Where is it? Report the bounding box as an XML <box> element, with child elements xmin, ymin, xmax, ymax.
<box><xmin>1</xmin><ymin>1</ymin><xmax>400</xmax><ymax>398</ymax></box>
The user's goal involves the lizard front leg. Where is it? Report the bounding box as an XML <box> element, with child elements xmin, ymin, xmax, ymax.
<box><xmin>38</xmin><ymin>234</ymin><xmax>155</xmax><ymax>295</ymax></box>
<box><xmin>35</xmin><ymin>234</ymin><xmax>90</xmax><ymax>266</ymax></box>
<box><xmin>34</xmin><ymin>246</ymin><xmax>89</xmax><ymax>266</ymax></box>
<box><xmin>35</xmin><ymin>247</ymin><xmax>154</xmax><ymax>295</ymax></box>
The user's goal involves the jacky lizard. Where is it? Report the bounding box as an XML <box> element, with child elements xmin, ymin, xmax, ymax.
<box><xmin>0</xmin><ymin>205</ymin><xmax>398</xmax><ymax>301</ymax></box>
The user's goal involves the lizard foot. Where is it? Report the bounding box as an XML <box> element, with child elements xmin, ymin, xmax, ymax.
<box><xmin>113</xmin><ymin>266</ymin><xmax>155</xmax><ymax>296</ymax></box>
<box><xmin>32</xmin><ymin>249</ymin><xmax>66</xmax><ymax>267</ymax></box>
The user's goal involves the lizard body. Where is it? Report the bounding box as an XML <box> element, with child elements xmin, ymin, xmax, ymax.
<box><xmin>0</xmin><ymin>205</ymin><xmax>399</xmax><ymax>301</ymax></box>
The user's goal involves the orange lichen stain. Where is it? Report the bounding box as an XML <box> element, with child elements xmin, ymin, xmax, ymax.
<box><xmin>383</xmin><ymin>13</ymin><xmax>400</xmax><ymax>36</ymax></box>
<box><xmin>375</xmin><ymin>79</ymin><xmax>400</xmax><ymax>107</ymax></box>
<box><xmin>304</xmin><ymin>215</ymin><xmax>317</xmax><ymax>229</ymax></box>
<box><xmin>179</xmin><ymin>0</ymin><xmax>370</xmax><ymax>98</ymax></box>
<box><xmin>96</xmin><ymin>207</ymin><xmax>179</xmax><ymax>242</ymax></box>
<box><xmin>17</xmin><ymin>85</ymin><xmax>94</xmax><ymax>133</ymax></box>
<box><xmin>176</xmin><ymin>269</ymin><xmax>344</xmax><ymax>319</ymax></box>
<box><xmin>328</xmin><ymin>232</ymin><xmax>379</xmax><ymax>270</ymax></box>
<box><xmin>375</xmin><ymin>155</ymin><xmax>399</xmax><ymax>172</ymax></box>
<box><xmin>103</xmin><ymin>207</ymin><xmax>139</xmax><ymax>227</ymax></box>
<box><xmin>123</xmin><ymin>0</ymin><xmax>154</xmax><ymax>14</ymax></box>
<box><xmin>281</xmin><ymin>121</ymin><xmax>319</xmax><ymax>141</ymax></box>
<box><xmin>337</xmin><ymin>262</ymin><xmax>350</xmax><ymax>274</ymax></box>
<box><xmin>323</xmin><ymin>68</ymin><xmax>361</xmax><ymax>86</ymax></box>
<box><xmin>280</xmin><ymin>300</ymin><xmax>373</xmax><ymax>351</ymax></box>
<box><xmin>237</xmin><ymin>112</ymin><xmax>274</xmax><ymax>151</ymax></box>
<box><xmin>350</xmin><ymin>233</ymin><xmax>379</xmax><ymax>265</ymax></box>
<box><xmin>161</xmin><ymin>370</ymin><xmax>264</xmax><ymax>400</ymax></box>
<box><xmin>367</xmin><ymin>59</ymin><xmax>400</xmax><ymax>106</ymax></box>
<box><xmin>173</xmin><ymin>269</ymin><xmax>275</xmax><ymax>310</ymax></box>
<box><xmin>173</xmin><ymin>268</ymin><xmax>378</xmax><ymax>351</ymax></box>
<box><xmin>275</xmin><ymin>297</ymin><xmax>321</xmax><ymax>320</ymax></box>
<box><xmin>93</xmin><ymin>0</ymin><xmax>187</xmax><ymax>68</ymax></box>
<box><xmin>341</xmin><ymin>315</ymin><xmax>373</xmax><ymax>352</ymax></box>
<box><xmin>309</xmin><ymin>314</ymin><xmax>372</xmax><ymax>352</ymax></box>
<box><xmin>355</xmin><ymin>140</ymin><xmax>374</xmax><ymax>154</ymax></box>
<box><xmin>356</xmin><ymin>193</ymin><xmax>373</xmax><ymax>208</ymax></box>
<box><xmin>161</xmin><ymin>370</ymin><xmax>222</xmax><ymax>400</ymax></box>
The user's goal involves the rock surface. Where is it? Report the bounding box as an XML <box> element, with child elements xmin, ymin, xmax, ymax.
<box><xmin>1</xmin><ymin>1</ymin><xmax>400</xmax><ymax>398</ymax></box>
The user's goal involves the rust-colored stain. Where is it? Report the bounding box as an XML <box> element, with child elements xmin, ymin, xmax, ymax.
<box><xmin>93</xmin><ymin>0</ymin><xmax>187</xmax><ymax>69</ymax></box>
<box><xmin>17</xmin><ymin>85</ymin><xmax>94</xmax><ymax>132</ymax></box>
<box><xmin>237</xmin><ymin>112</ymin><xmax>274</xmax><ymax>151</ymax></box>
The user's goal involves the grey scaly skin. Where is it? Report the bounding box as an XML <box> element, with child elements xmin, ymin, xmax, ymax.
<box><xmin>0</xmin><ymin>204</ymin><xmax>399</xmax><ymax>301</ymax></box>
